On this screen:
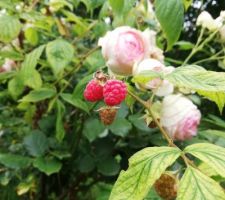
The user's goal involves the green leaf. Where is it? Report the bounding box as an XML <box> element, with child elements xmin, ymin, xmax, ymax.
<box><xmin>184</xmin><ymin>143</ymin><xmax>225</xmax><ymax>178</ymax></box>
<box><xmin>46</xmin><ymin>39</ymin><xmax>74</xmax><ymax>75</ymax></box>
<box><xmin>155</xmin><ymin>0</ymin><xmax>184</xmax><ymax>49</ymax></box>
<box><xmin>56</xmin><ymin>100</ymin><xmax>65</xmax><ymax>142</ymax></box>
<box><xmin>8</xmin><ymin>75</ymin><xmax>24</xmax><ymax>99</ymax></box>
<box><xmin>109</xmin><ymin>118</ymin><xmax>132</xmax><ymax>137</ymax></box>
<box><xmin>109</xmin><ymin>0</ymin><xmax>124</xmax><ymax>15</ymax></box>
<box><xmin>177</xmin><ymin>166</ymin><xmax>225</xmax><ymax>200</ymax></box>
<box><xmin>33</xmin><ymin>157</ymin><xmax>62</xmax><ymax>176</ymax></box>
<box><xmin>83</xmin><ymin>118</ymin><xmax>105</xmax><ymax>142</ymax></box>
<box><xmin>199</xmin><ymin>129</ymin><xmax>225</xmax><ymax>140</ymax></box>
<box><xmin>0</xmin><ymin>15</ymin><xmax>21</xmax><ymax>42</ymax></box>
<box><xmin>175</xmin><ymin>41</ymin><xmax>194</xmax><ymax>50</ymax></box>
<box><xmin>0</xmin><ymin>154</ymin><xmax>31</xmax><ymax>169</ymax></box>
<box><xmin>20</xmin><ymin>45</ymin><xmax>45</xmax><ymax>89</ymax></box>
<box><xmin>60</xmin><ymin>93</ymin><xmax>90</xmax><ymax>114</ymax></box>
<box><xmin>97</xmin><ymin>156</ymin><xmax>120</xmax><ymax>176</ymax></box>
<box><xmin>166</xmin><ymin>65</ymin><xmax>225</xmax><ymax>113</ymax></box>
<box><xmin>78</xmin><ymin>155</ymin><xmax>95</xmax><ymax>173</ymax></box>
<box><xmin>23</xmin><ymin>130</ymin><xmax>49</xmax><ymax>157</ymax></box>
<box><xmin>20</xmin><ymin>88</ymin><xmax>56</xmax><ymax>103</ymax></box>
<box><xmin>109</xmin><ymin>147</ymin><xmax>181</xmax><ymax>200</ymax></box>
<box><xmin>182</xmin><ymin>0</ymin><xmax>192</xmax><ymax>10</ymax></box>
<box><xmin>24</xmin><ymin>27</ymin><xmax>39</xmax><ymax>46</ymax></box>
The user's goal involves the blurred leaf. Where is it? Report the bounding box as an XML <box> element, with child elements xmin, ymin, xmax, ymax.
<box><xmin>0</xmin><ymin>154</ymin><xmax>31</xmax><ymax>169</ymax></box>
<box><xmin>129</xmin><ymin>114</ymin><xmax>149</xmax><ymax>132</ymax></box>
<box><xmin>184</xmin><ymin>143</ymin><xmax>225</xmax><ymax>178</ymax></box>
<box><xmin>175</xmin><ymin>41</ymin><xmax>194</xmax><ymax>50</ymax></box>
<box><xmin>24</xmin><ymin>27</ymin><xmax>39</xmax><ymax>46</ymax></box>
<box><xmin>8</xmin><ymin>75</ymin><xmax>24</xmax><ymax>99</ymax></box>
<box><xmin>199</xmin><ymin>129</ymin><xmax>225</xmax><ymax>140</ymax></box>
<box><xmin>109</xmin><ymin>147</ymin><xmax>181</xmax><ymax>200</ymax></box>
<box><xmin>60</xmin><ymin>93</ymin><xmax>90</xmax><ymax>114</ymax></box>
<box><xmin>155</xmin><ymin>0</ymin><xmax>184</xmax><ymax>49</ymax></box>
<box><xmin>109</xmin><ymin>0</ymin><xmax>124</xmax><ymax>15</ymax></box>
<box><xmin>20</xmin><ymin>88</ymin><xmax>56</xmax><ymax>102</ymax></box>
<box><xmin>182</xmin><ymin>0</ymin><xmax>192</xmax><ymax>10</ymax></box>
<box><xmin>46</xmin><ymin>39</ymin><xmax>74</xmax><ymax>75</ymax></box>
<box><xmin>56</xmin><ymin>100</ymin><xmax>65</xmax><ymax>142</ymax></box>
<box><xmin>50</xmin><ymin>151</ymin><xmax>71</xmax><ymax>160</ymax></box>
<box><xmin>97</xmin><ymin>156</ymin><xmax>120</xmax><ymax>176</ymax></box>
<box><xmin>109</xmin><ymin>118</ymin><xmax>132</xmax><ymax>137</ymax></box>
<box><xmin>0</xmin><ymin>14</ymin><xmax>21</xmax><ymax>43</ymax></box>
<box><xmin>198</xmin><ymin>162</ymin><xmax>219</xmax><ymax>177</ymax></box>
<box><xmin>33</xmin><ymin>157</ymin><xmax>62</xmax><ymax>176</ymax></box>
<box><xmin>23</xmin><ymin>130</ymin><xmax>49</xmax><ymax>157</ymax></box>
<box><xmin>0</xmin><ymin>50</ymin><xmax>24</xmax><ymax>61</ymax></box>
<box><xmin>177</xmin><ymin>166</ymin><xmax>225</xmax><ymax>200</ymax></box>
<box><xmin>83</xmin><ymin>118</ymin><xmax>105</xmax><ymax>142</ymax></box>
<box><xmin>78</xmin><ymin>155</ymin><xmax>95</xmax><ymax>173</ymax></box>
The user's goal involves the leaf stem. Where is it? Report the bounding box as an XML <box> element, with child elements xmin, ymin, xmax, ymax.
<box><xmin>127</xmin><ymin>90</ymin><xmax>196</xmax><ymax>167</ymax></box>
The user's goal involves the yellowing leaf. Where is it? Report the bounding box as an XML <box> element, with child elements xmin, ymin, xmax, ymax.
<box><xmin>109</xmin><ymin>147</ymin><xmax>181</xmax><ymax>200</ymax></box>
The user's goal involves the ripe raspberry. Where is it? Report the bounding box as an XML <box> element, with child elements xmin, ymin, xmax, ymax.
<box><xmin>99</xmin><ymin>107</ymin><xmax>118</xmax><ymax>125</ymax></box>
<box><xmin>84</xmin><ymin>79</ymin><xmax>103</xmax><ymax>102</ymax></box>
<box><xmin>103</xmin><ymin>80</ymin><xmax>127</xmax><ymax>106</ymax></box>
<box><xmin>154</xmin><ymin>172</ymin><xmax>178</xmax><ymax>200</ymax></box>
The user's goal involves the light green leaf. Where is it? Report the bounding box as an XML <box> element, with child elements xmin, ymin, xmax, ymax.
<box><xmin>33</xmin><ymin>157</ymin><xmax>62</xmax><ymax>176</ymax></box>
<box><xmin>56</xmin><ymin>100</ymin><xmax>65</xmax><ymax>142</ymax></box>
<box><xmin>23</xmin><ymin>130</ymin><xmax>49</xmax><ymax>157</ymax></box>
<box><xmin>0</xmin><ymin>154</ymin><xmax>31</xmax><ymax>169</ymax></box>
<box><xmin>0</xmin><ymin>15</ymin><xmax>21</xmax><ymax>42</ymax></box>
<box><xmin>8</xmin><ymin>75</ymin><xmax>24</xmax><ymax>99</ymax></box>
<box><xmin>109</xmin><ymin>0</ymin><xmax>124</xmax><ymax>15</ymax></box>
<box><xmin>20</xmin><ymin>88</ymin><xmax>56</xmax><ymax>103</ymax></box>
<box><xmin>109</xmin><ymin>147</ymin><xmax>181</xmax><ymax>200</ymax></box>
<box><xmin>46</xmin><ymin>39</ymin><xmax>74</xmax><ymax>75</ymax></box>
<box><xmin>177</xmin><ymin>166</ymin><xmax>225</xmax><ymax>200</ymax></box>
<box><xmin>166</xmin><ymin>65</ymin><xmax>225</xmax><ymax>113</ymax></box>
<box><xmin>60</xmin><ymin>93</ymin><xmax>90</xmax><ymax>114</ymax></box>
<box><xmin>182</xmin><ymin>0</ymin><xmax>192</xmax><ymax>10</ymax></box>
<box><xmin>24</xmin><ymin>27</ymin><xmax>39</xmax><ymax>46</ymax></box>
<box><xmin>199</xmin><ymin>130</ymin><xmax>225</xmax><ymax>140</ymax></box>
<box><xmin>184</xmin><ymin>143</ymin><xmax>225</xmax><ymax>178</ymax></box>
<box><xmin>20</xmin><ymin>45</ymin><xmax>45</xmax><ymax>89</ymax></box>
<box><xmin>155</xmin><ymin>0</ymin><xmax>184</xmax><ymax>49</ymax></box>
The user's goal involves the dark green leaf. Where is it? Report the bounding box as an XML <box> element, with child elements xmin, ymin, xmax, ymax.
<box><xmin>0</xmin><ymin>154</ymin><xmax>31</xmax><ymax>169</ymax></box>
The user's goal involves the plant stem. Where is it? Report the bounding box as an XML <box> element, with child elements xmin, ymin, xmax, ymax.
<box><xmin>127</xmin><ymin>90</ymin><xmax>196</xmax><ymax>167</ymax></box>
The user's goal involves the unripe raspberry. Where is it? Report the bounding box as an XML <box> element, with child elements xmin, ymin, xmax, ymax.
<box><xmin>84</xmin><ymin>79</ymin><xmax>103</xmax><ymax>102</ymax></box>
<box><xmin>103</xmin><ymin>80</ymin><xmax>127</xmax><ymax>106</ymax></box>
<box><xmin>154</xmin><ymin>172</ymin><xmax>178</xmax><ymax>200</ymax></box>
<box><xmin>99</xmin><ymin>107</ymin><xmax>118</xmax><ymax>125</ymax></box>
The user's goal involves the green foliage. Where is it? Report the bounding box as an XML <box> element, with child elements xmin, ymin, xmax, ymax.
<box><xmin>0</xmin><ymin>154</ymin><xmax>31</xmax><ymax>169</ymax></box>
<box><xmin>109</xmin><ymin>147</ymin><xmax>181</xmax><ymax>200</ymax></box>
<box><xmin>177</xmin><ymin>166</ymin><xmax>225</xmax><ymax>200</ymax></box>
<box><xmin>155</xmin><ymin>0</ymin><xmax>184</xmax><ymax>49</ymax></box>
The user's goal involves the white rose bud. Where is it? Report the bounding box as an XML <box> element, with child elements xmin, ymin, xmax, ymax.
<box><xmin>133</xmin><ymin>58</ymin><xmax>174</xmax><ymax>97</ymax></box>
<box><xmin>160</xmin><ymin>94</ymin><xmax>201</xmax><ymax>141</ymax></box>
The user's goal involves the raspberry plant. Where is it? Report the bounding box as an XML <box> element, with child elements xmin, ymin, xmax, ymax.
<box><xmin>0</xmin><ymin>0</ymin><xmax>225</xmax><ymax>200</ymax></box>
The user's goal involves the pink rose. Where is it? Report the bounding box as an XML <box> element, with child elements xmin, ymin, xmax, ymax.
<box><xmin>160</xmin><ymin>94</ymin><xmax>201</xmax><ymax>141</ymax></box>
<box><xmin>133</xmin><ymin>58</ymin><xmax>174</xmax><ymax>96</ymax></box>
<box><xmin>98</xmin><ymin>26</ymin><xmax>163</xmax><ymax>76</ymax></box>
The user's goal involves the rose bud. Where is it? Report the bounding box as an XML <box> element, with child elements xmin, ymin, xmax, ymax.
<box><xmin>133</xmin><ymin>58</ymin><xmax>174</xmax><ymax>97</ymax></box>
<box><xmin>160</xmin><ymin>94</ymin><xmax>201</xmax><ymax>141</ymax></box>
<box><xmin>98</xmin><ymin>26</ymin><xmax>163</xmax><ymax>76</ymax></box>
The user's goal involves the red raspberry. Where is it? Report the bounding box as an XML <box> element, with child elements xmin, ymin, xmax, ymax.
<box><xmin>103</xmin><ymin>80</ymin><xmax>127</xmax><ymax>106</ymax></box>
<box><xmin>84</xmin><ymin>79</ymin><xmax>103</xmax><ymax>102</ymax></box>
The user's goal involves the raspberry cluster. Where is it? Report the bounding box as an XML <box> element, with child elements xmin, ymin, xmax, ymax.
<box><xmin>83</xmin><ymin>72</ymin><xmax>127</xmax><ymax>125</ymax></box>
<box><xmin>84</xmin><ymin>75</ymin><xmax>127</xmax><ymax>106</ymax></box>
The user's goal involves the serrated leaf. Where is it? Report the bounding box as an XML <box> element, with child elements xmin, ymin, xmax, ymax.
<box><xmin>184</xmin><ymin>143</ymin><xmax>225</xmax><ymax>178</ymax></box>
<box><xmin>166</xmin><ymin>65</ymin><xmax>225</xmax><ymax>113</ymax></box>
<box><xmin>23</xmin><ymin>130</ymin><xmax>49</xmax><ymax>157</ymax></box>
<box><xmin>33</xmin><ymin>157</ymin><xmax>62</xmax><ymax>176</ymax></box>
<box><xmin>56</xmin><ymin>100</ymin><xmax>65</xmax><ymax>142</ymax></box>
<box><xmin>20</xmin><ymin>88</ymin><xmax>56</xmax><ymax>102</ymax></box>
<box><xmin>177</xmin><ymin>166</ymin><xmax>225</xmax><ymax>200</ymax></box>
<box><xmin>155</xmin><ymin>0</ymin><xmax>184</xmax><ymax>49</ymax></box>
<box><xmin>0</xmin><ymin>154</ymin><xmax>31</xmax><ymax>169</ymax></box>
<box><xmin>46</xmin><ymin>39</ymin><xmax>74</xmax><ymax>75</ymax></box>
<box><xmin>109</xmin><ymin>147</ymin><xmax>181</xmax><ymax>200</ymax></box>
<box><xmin>0</xmin><ymin>15</ymin><xmax>21</xmax><ymax>42</ymax></box>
